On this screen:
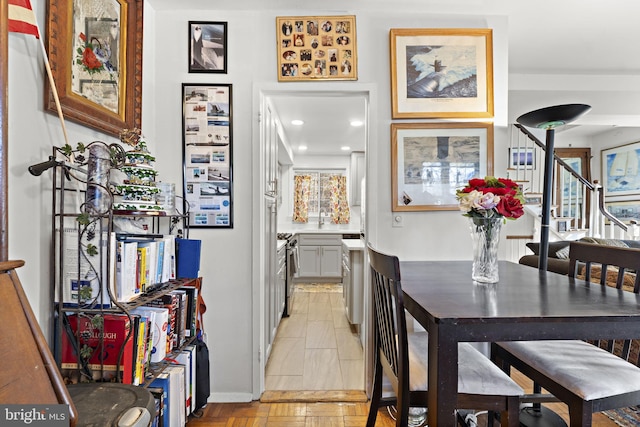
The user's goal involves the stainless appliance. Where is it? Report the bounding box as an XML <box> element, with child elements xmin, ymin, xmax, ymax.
<box><xmin>277</xmin><ymin>233</ymin><xmax>297</xmax><ymax>316</ymax></box>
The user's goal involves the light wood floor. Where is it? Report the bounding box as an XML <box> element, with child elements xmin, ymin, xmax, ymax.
<box><xmin>264</xmin><ymin>285</ymin><xmax>364</xmax><ymax>392</ymax></box>
<box><xmin>190</xmin><ymin>287</ymin><xmax>617</xmax><ymax>426</ymax></box>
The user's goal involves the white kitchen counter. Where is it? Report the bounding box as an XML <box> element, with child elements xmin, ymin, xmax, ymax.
<box><xmin>342</xmin><ymin>239</ymin><xmax>365</xmax><ymax>251</ymax></box>
<box><xmin>277</xmin><ymin>240</ymin><xmax>287</xmax><ymax>251</ymax></box>
<box><xmin>278</xmin><ymin>223</ymin><xmax>360</xmax><ymax>235</ymax></box>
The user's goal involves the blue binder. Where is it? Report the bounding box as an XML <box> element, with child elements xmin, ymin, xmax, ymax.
<box><xmin>176</xmin><ymin>238</ymin><xmax>202</xmax><ymax>279</ymax></box>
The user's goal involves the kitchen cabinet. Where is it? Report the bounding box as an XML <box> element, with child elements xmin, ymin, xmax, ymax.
<box><xmin>296</xmin><ymin>234</ymin><xmax>342</xmax><ymax>279</ymax></box>
<box><xmin>266</xmin><ymin>241</ymin><xmax>286</xmax><ymax>359</ymax></box>
<box><xmin>342</xmin><ymin>239</ymin><xmax>365</xmax><ymax>326</ymax></box>
<box><xmin>350</xmin><ymin>151</ymin><xmax>365</xmax><ymax>206</ymax></box>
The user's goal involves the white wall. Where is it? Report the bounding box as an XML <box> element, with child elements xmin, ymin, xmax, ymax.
<box><xmin>7</xmin><ymin>0</ymin><xmax>638</xmax><ymax>402</ymax></box>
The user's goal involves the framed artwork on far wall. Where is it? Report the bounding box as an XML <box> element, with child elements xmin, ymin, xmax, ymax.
<box><xmin>605</xmin><ymin>200</ymin><xmax>640</xmax><ymax>224</ymax></box>
<box><xmin>44</xmin><ymin>0</ymin><xmax>143</xmax><ymax>136</ymax></box>
<box><xmin>275</xmin><ymin>15</ymin><xmax>357</xmax><ymax>81</ymax></box>
<box><xmin>189</xmin><ymin>21</ymin><xmax>227</xmax><ymax>73</ymax></box>
<box><xmin>391</xmin><ymin>122</ymin><xmax>494</xmax><ymax>211</ymax></box>
<box><xmin>182</xmin><ymin>84</ymin><xmax>233</xmax><ymax>228</ymax></box>
<box><xmin>601</xmin><ymin>140</ymin><xmax>640</xmax><ymax>197</ymax></box>
<box><xmin>509</xmin><ymin>147</ymin><xmax>535</xmax><ymax>169</ymax></box>
<box><xmin>390</xmin><ymin>28</ymin><xmax>494</xmax><ymax>119</ymax></box>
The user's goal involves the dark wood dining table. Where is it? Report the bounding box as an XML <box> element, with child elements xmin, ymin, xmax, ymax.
<box><xmin>400</xmin><ymin>260</ymin><xmax>640</xmax><ymax>427</ymax></box>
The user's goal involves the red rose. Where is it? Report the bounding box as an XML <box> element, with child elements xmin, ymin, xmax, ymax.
<box><xmin>496</xmin><ymin>195</ymin><xmax>524</xmax><ymax>219</ymax></box>
<box><xmin>82</xmin><ymin>47</ymin><xmax>103</xmax><ymax>70</ymax></box>
<box><xmin>468</xmin><ymin>178</ymin><xmax>487</xmax><ymax>189</ymax></box>
<box><xmin>497</xmin><ymin>178</ymin><xmax>519</xmax><ymax>189</ymax></box>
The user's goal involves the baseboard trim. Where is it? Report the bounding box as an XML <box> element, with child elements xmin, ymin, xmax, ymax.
<box><xmin>260</xmin><ymin>390</ymin><xmax>368</xmax><ymax>403</ymax></box>
<box><xmin>208</xmin><ymin>392</ymin><xmax>254</xmax><ymax>403</ymax></box>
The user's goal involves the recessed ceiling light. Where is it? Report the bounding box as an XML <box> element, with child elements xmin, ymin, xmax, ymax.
<box><xmin>350</xmin><ymin>120</ymin><xmax>363</xmax><ymax>127</ymax></box>
<box><xmin>291</xmin><ymin>119</ymin><xmax>304</xmax><ymax>126</ymax></box>
<box><xmin>341</xmin><ymin>146</ymin><xmax>351</xmax><ymax>151</ymax></box>
<box><xmin>298</xmin><ymin>145</ymin><xmax>308</xmax><ymax>151</ymax></box>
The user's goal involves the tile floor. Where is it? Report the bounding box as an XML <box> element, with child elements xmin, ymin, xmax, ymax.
<box><xmin>265</xmin><ymin>284</ymin><xmax>365</xmax><ymax>392</ymax></box>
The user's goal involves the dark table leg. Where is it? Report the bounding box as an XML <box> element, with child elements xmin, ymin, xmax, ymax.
<box><xmin>428</xmin><ymin>321</ymin><xmax>458</xmax><ymax>427</ymax></box>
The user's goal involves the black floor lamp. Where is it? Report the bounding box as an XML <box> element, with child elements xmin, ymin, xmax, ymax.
<box><xmin>516</xmin><ymin>104</ymin><xmax>591</xmax><ymax>272</ymax></box>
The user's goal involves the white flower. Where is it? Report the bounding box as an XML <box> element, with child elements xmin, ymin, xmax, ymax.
<box><xmin>473</xmin><ymin>192</ymin><xmax>500</xmax><ymax>211</ymax></box>
<box><xmin>458</xmin><ymin>190</ymin><xmax>481</xmax><ymax>212</ymax></box>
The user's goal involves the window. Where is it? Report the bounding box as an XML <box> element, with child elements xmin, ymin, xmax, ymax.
<box><xmin>294</xmin><ymin>169</ymin><xmax>345</xmax><ymax>214</ymax></box>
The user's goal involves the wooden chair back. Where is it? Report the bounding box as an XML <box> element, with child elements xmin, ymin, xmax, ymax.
<box><xmin>0</xmin><ymin>260</ymin><xmax>77</xmax><ymax>426</ymax></box>
<box><xmin>367</xmin><ymin>245</ymin><xmax>408</xmax><ymax>401</ymax></box>
<box><xmin>569</xmin><ymin>241</ymin><xmax>640</xmax><ymax>291</ymax></box>
<box><xmin>568</xmin><ymin>241</ymin><xmax>640</xmax><ymax>364</ymax></box>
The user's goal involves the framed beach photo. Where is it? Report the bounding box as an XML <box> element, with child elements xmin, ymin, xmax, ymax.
<box><xmin>390</xmin><ymin>28</ymin><xmax>493</xmax><ymax>119</ymax></box>
<box><xmin>275</xmin><ymin>15</ymin><xmax>357</xmax><ymax>81</ymax></box>
<box><xmin>182</xmin><ymin>84</ymin><xmax>233</xmax><ymax>228</ymax></box>
<box><xmin>509</xmin><ymin>147</ymin><xmax>535</xmax><ymax>169</ymax></box>
<box><xmin>524</xmin><ymin>193</ymin><xmax>543</xmax><ymax>205</ymax></box>
<box><xmin>605</xmin><ymin>200</ymin><xmax>640</xmax><ymax>224</ymax></box>
<box><xmin>601</xmin><ymin>141</ymin><xmax>640</xmax><ymax>197</ymax></box>
<box><xmin>189</xmin><ymin>21</ymin><xmax>227</xmax><ymax>73</ymax></box>
<box><xmin>391</xmin><ymin>122</ymin><xmax>494</xmax><ymax>211</ymax></box>
<box><xmin>45</xmin><ymin>0</ymin><xmax>143</xmax><ymax>136</ymax></box>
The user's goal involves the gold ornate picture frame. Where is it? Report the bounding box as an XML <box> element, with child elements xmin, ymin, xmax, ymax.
<box><xmin>390</xmin><ymin>28</ymin><xmax>493</xmax><ymax>119</ymax></box>
<box><xmin>391</xmin><ymin>122</ymin><xmax>494</xmax><ymax>211</ymax></box>
<box><xmin>45</xmin><ymin>0</ymin><xmax>143</xmax><ymax>136</ymax></box>
<box><xmin>276</xmin><ymin>15</ymin><xmax>357</xmax><ymax>81</ymax></box>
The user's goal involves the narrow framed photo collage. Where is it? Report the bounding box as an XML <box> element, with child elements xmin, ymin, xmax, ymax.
<box><xmin>182</xmin><ymin>84</ymin><xmax>233</xmax><ymax>228</ymax></box>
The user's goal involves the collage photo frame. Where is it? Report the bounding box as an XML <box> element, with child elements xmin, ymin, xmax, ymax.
<box><xmin>276</xmin><ymin>15</ymin><xmax>358</xmax><ymax>81</ymax></box>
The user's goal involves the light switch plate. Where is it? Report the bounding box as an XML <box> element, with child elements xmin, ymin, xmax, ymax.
<box><xmin>392</xmin><ymin>214</ymin><xmax>403</xmax><ymax>228</ymax></box>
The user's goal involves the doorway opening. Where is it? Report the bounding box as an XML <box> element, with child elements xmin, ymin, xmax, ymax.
<box><xmin>255</xmin><ymin>85</ymin><xmax>373</xmax><ymax>402</ymax></box>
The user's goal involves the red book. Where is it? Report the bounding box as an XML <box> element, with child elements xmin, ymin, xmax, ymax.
<box><xmin>61</xmin><ymin>313</ymin><xmax>134</xmax><ymax>383</ymax></box>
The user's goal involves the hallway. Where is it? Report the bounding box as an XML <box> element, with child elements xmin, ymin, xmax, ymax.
<box><xmin>264</xmin><ymin>284</ymin><xmax>365</xmax><ymax>392</ymax></box>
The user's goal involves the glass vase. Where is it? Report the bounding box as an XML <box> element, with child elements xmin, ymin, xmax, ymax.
<box><xmin>85</xmin><ymin>142</ymin><xmax>112</xmax><ymax>215</ymax></box>
<box><xmin>468</xmin><ymin>217</ymin><xmax>502</xmax><ymax>283</ymax></box>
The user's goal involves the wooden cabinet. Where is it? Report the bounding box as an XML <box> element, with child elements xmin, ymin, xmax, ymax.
<box><xmin>296</xmin><ymin>234</ymin><xmax>343</xmax><ymax>279</ymax></box>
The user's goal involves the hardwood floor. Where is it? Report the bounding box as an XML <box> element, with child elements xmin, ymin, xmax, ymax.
<box><xmin>190</xmin><ymin>287</ymin><xmax>617</xmax><ymax>426</ymax></box>
<box><xmin>187</xmin><ymin>398</ymin><xmax>618</xmax><ymax>426</ymax></box>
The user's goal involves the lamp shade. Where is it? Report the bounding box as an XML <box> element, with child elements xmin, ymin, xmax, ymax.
<box><xmin>516</xmin><ymin>104</ymin><xmax>592</xmax><ymax>130</ymax></box>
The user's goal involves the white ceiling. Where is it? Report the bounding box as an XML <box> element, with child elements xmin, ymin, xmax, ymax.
<box><xmin>269</xmin><ymin>94</ymin><xmax>367</xmax><ymax>157</ymax></box>
<box><xmin>148</xmin><ymin>0</ymin><xmax>640</xmax><ymax>155</ymax></box>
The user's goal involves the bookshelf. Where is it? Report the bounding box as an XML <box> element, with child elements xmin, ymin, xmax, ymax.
<box><xmin>46</xmin><ymin>142</ymin><xmax>202</xmax><ymax>425</ymax></box>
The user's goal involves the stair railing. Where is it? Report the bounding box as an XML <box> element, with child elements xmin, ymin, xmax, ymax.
<box><xmin>511</xmin><ymin>124</ymin><xmax>636</xmax><ymax>240</ymax></box>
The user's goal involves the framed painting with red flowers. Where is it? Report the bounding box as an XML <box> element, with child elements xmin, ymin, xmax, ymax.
<box><xmin>45</xmin><ymin>0</ymin><xmax>143</xmax><ymax>137</ymax></box>
<box><xmin>391</xmin><ymin>122</ymin><xmax>494</xmax><ymax>211</ymax></box>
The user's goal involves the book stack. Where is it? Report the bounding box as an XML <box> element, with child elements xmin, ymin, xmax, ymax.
<box><xmin>111</xmin><ymin>233</ymin><xmax>176</xmax><ymax>302</ymax></box>
<box><xmin>146</xmin><ymin>293</ymin><xmax>180</xmax><ymax>354</ymax></box>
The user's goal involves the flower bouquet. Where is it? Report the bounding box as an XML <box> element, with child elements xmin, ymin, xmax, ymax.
<box><xmin>456</xmin><ymin>176</ymin><xmax>525</xmax><ymax>220</ymax></box>
<box><xmin>456</xmin><ymin>177</ymin><xmax>525</xmax><ymax>283</ymax></box>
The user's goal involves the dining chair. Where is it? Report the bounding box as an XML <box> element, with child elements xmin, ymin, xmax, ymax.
<box><xmin>366</xmin><ymin>245</ymin><xmax>523</xmax><ymax>427</ymax></box>
<box><xmin>492</xmin><ymin>241</ymin><xmax>640</xmax><ymax>427</ymax></box>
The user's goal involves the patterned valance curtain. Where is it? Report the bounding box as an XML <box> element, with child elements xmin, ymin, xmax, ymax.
<box><xmin>329</xmin><ymin>175</ymin><xmax>350</xmax><ymax>224</ymax></box>
<box><xmin>293</xmin><ymin>175</ymin><xmax>311</xmax><ymax>223</ymax></box>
